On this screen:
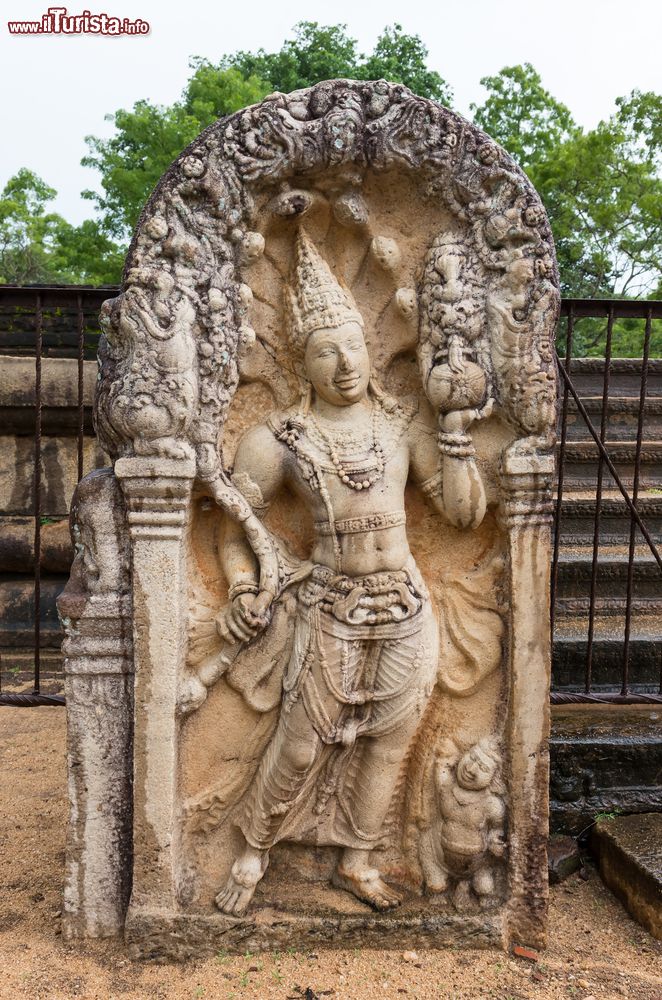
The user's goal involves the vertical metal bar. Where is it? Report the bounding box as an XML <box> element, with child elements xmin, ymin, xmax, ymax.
<box><xmin>76</xmin><ymin>293</ymin><xmax>85</xmax><ymax>482</ymax></box>
<box><xmin>33</xmin><ymin>293</ymin><xmax>43</xmax><ymax>695</ymax></box>
<box><xmin>550</xmin><ymin>306</ymin><xmax>574</xmax><ymax>640</ymax></box>
<box><xmin>622</xmin><ymin>308</ymin><xmax>652</xmax><ymax>695</ymax></box>
<box><xmin>585</xmin><ymin>307</ymin><xmax>613</xmax><ymax>692</ymax></box>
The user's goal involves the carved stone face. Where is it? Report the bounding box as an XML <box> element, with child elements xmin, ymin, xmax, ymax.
<box><xmin>303</xmin><ymin>322</ymin><xmax>370</xmax><ymax>407</ymax></box>
<box><xmin>456</xmin><ymin>748</ymin><xmax>497</xmax><ymax>791</ymax></box>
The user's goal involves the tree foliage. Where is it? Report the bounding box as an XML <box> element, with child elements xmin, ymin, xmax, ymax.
<box><xmin>472</xmin><ymin>68</ymin><xmax>661</xmax><ymax>304</ymax></box>
<box><xmin>5</xmin><ymin>24</ymin><xmax>660</xmax><ymax>337</ymax></box>
<box><xmin>0</xmin><ymin>168</ymin><xmax>121</xmax><ymax>284</ymax></box>
<box><xmin>81</xmin><ymin>22</ymin><xmax>450</xmax><ymax>241</ymax></box>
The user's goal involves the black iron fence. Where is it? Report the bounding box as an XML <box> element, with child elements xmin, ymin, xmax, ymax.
<box><xmin>0</xmin><ymin>286</ymin><xmax>660</xmax><ymax>706</ymax></box>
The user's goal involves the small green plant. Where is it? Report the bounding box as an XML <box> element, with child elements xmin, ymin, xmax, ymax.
<box><xmin>193</xmin><ymin>988</ymin><xmax>205</xmax><ymax>999</ymax></box>
<box><xmin>239</xmin><ymin>973</ymin><xmax>248</xmax><ymax>987</ymax></box>
<box><xmin>216</xmin><ymin>948</ymin><xmax>229</xmax><ymax>964</ymax></box>
<box><xmin>272</xmin><ymin>969</ymin><xmax>284</xmax><ymax>984</ymax></box>
<box><xmin>594</xmin><ymin>809</ymin><xmax>621</xmax><ymax>822</ymax></box>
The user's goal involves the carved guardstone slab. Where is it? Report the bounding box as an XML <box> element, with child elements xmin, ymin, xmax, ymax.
<box><xmin>58</xmin><ymin>80</ymin><xmax>559</xmax><ymax>959</ymax></box>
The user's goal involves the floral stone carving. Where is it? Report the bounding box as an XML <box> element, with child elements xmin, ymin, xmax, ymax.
<box><xmin>59</xmin><ymin>79</ymin><xmax>558</xmax><ymax>958</ymax></box>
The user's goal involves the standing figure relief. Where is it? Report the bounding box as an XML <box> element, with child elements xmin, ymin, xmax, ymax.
<box><xmin>63</xmin><ymin>81</ymin><xmax>558</xmax><ymax>955</ymax></box>
<box><xmin>181</xmin><ymin>228</ymin><xmax>494</xmax><ymax>916</ymax></box>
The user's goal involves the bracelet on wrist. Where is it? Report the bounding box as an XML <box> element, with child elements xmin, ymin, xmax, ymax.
<box><xmin>228</xmin><ymin>581</ymin><xmax>259</xmax><ymax>601</ymax></box>
<box><xmin>437</xmin><ymin>430</ymin><xmax>476</xmax><ymax>458</ymax></box>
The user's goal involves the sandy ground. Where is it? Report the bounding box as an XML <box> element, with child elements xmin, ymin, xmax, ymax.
<box><xmin>0</xmin><ymin>707</ymin><xmax>660</xmax><ymax>1000</ymax></box>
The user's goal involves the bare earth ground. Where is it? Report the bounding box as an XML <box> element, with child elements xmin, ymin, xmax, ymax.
<box><xmin>0</xmin><ymin>708</ymin><xmax>660</xmax><ymax>1000</ymax></box>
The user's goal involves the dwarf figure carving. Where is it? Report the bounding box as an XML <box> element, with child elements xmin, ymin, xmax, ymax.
<box><xmin>419</xmin><ymin>738</ymin><xmax>507</xmax><ymax>910</ymax></box>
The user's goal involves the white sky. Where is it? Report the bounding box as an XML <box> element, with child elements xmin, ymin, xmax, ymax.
<box><xmin>1</xmin><ymin>0</ymin><xmax>661</xmax><ymax>225</ymax></box>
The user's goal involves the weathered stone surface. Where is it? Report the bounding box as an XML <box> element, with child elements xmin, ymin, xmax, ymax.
<box><xmin>591</xmin><ymin>813</ymin><xmax>662</xmax><ymax>940</ymax></box>
<box><xmin>0</xmin><ymin>435</ymin><xmax>107</xmax><ymax>516</ymax></box>
<box><xmin>61</xmin><ymin>79</ymin><xmax>559</xmax><ymax>955</ymax></box>
<box><xmin>547</xmin><ymin>834</ymin><xmax>581</xmax><ymax>884</ymax></box>
<box><xmin>57</xmin><ymin>468</ymin><xmax>133</xmax><ymax>939</ymax></box>
<box><xmin>550</xmin><ymin>706</ymin><xmax>662</xmax><ymax>835</ymax></box>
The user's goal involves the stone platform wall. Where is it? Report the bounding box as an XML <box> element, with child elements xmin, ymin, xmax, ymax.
<box><xmin>0</xmin><ymin>355</ymin><xmax>107</xmax><ymax>681</ymax></box>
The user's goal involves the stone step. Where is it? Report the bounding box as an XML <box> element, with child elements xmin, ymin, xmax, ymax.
<box><xmin>0</xmin><ymin>516</ymin><xmax>72</xmax><ymax>572</ymax></box>
<box><xmin>557</xmin><ymin>493</ymin><xmax>662</xmax><ymax>546</ymax></box>
<box><xmin>565</xmin><ymin>358</ymin><xmax>662</xmax><ymax>398</ymax></box>
<box><xmin>0</xmin><ymin>435</ymin><xmax>107</xmax><ymax>516</ymax></box>
<box><xmin>564</xmin><ymin>396</ymin><xmax>662</xmax><ymax>443</ymax></box>
<box><xmin>0</xmin><ymin>356</ymin><xmax>96</xmax><ymax>434</ymax></box>
<box><xmin>554</xmin><ymin>547</ymin><xmax>662</xmax><ymax>612</ymax></box>
<box><xmin>0</xmin><ymin>578</ymin><xmax>65</xmax><ymax>649</ymax></box>
<box><xmin>550</xmin><ymin>705</ymin><xmax>662</xmax><ymax>838</ymax></box>
<box><xmin>590</xmin><ymin>813</ymin><xmax>662</xmax><ymax>940</ymax></box>
<box><xmin>552</xmin><ymin>615</ymin><xmax>662</xmax><ymax>691</ymax></box>
<box><xmin>560</xmin><ymin>440</ymin><xmax>662</xmax><ymax>488</ymax></box>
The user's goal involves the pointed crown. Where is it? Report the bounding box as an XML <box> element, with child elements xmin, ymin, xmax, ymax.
<box><xmin>285</xmin><ymin>229</ymin><xmax>363</xmax><ymax>356</ymax></box>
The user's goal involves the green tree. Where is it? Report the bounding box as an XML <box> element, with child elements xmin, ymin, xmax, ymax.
<box><xmin>472</xmin><ymin>69</ymin><xmax>662</xmax><ymax>310</ymax></box>
<box><xmin>357</xmin><ymin>24</ymin><xmax>451</xmax><ymax>104</ymax></box>
<box><xmin>82</xmin><ymin>22</ymin><xmax>451</xmax><ymax>240</ymax></box>
<box><xmin>0</xmin><ymin>169</ymin><xmax>122</xmax><ymax>284</ymax></box>
<box><xmin>0</xmin><ymin>169</ymin><xmax>63</xmax><ymax>283</ymax></box>
<box><xmin>229</xmin><ymin>21</ymin><xmax>360</xmax><ymax>93</ymax></box>
<box><xmin>82</xmin><ymin>101</ymin><xmax>206</xmax><ymax>241</ymax></box>
<box><xmin>471</xmin><ymin>63</ymin><xmax>577</xmax><ymax>169</ymax></box>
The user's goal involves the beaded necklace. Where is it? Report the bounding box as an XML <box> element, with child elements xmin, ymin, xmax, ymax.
<box><xmin>306</xmin><ymin>401</ymin><xmax>385</xmax><ymax>491</ymax></box>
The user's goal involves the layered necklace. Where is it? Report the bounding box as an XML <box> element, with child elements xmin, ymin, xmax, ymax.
<box><xmin>306</xmin><ymin>401</ymin><xmax>385</xmax><ymax>491</ymax></box>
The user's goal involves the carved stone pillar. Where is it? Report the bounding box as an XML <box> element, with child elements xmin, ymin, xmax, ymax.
<box><xmin>500</xmin><ymin>450</ymin><xmax>555</xmax><ymax>950</ymax></box>
<box><xmin>61</xmin><ymin>595</ymin><xmax>133</xmax><ymax>938</ymax></box>
<box><xmin>115</xmin><ymin>457</ymin><xmax>195</xmax><ymax>918</ymax></box>
<box><xmin>58</xmin><ymin>468</ymin><xmax>133</xmax><ymax>939</ymax></box>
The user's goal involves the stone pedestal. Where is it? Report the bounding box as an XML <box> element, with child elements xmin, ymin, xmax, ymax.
<box><xmin>501</xmin><ymin>450</ymin><xmax>555</xmax><ymax>949</ymax></box>
<box><xmin>115</xmin><ymin>457</ymin><xmax>195</xmax><ymax>918</ymax></box>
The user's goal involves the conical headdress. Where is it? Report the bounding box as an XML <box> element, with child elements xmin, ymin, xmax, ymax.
<box><xmin>285</xmin><ymin>229</ymin><xmax>363</xmax><ymax>356</ymax></box>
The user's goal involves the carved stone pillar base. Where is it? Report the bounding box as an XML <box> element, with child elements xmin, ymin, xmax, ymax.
<box><xmin>500</xmin><ymin>450</ymin><xmax>555</xmax><ymax>950</ymax></box>
<box><xmin>115</xmin><ymin>457</ymin><xmax>195</xmax><ymax>917</ymax></box>
<box><xmin>58</xmin><ymin>469</ymin><xmax>133</xmax><ymax>939</ymax></box>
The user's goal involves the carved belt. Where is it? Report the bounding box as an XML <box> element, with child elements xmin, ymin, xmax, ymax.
<box><xmin>314</xmin><ymin>510</ymin><xmax>406</xmax><ymax>536</ymax></box>
<box><xmin>299</xmin><ymin>562</ymin><xmax>426</xmax><ymax>628</ymax></box>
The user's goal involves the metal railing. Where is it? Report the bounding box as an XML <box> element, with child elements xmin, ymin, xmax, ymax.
<box><xmin>551</xmin><ymin>299</ymin><xmax>662</xmax><ymax>704</ymax></box>
<box><xmin>0</xmin><ymin>286</ymin><xmax>660</xmax><ymax>706</ymax></box>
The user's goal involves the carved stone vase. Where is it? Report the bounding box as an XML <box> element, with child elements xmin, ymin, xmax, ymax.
<box><xmin>58</xmin><ymin>79</ymin><xmax>558</xmax><ymax>959</ymax></box>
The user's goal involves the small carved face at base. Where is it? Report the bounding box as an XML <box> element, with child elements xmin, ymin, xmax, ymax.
<box><xmin>456</xmin><ymin>746</ymin><xmax>498</xmax><ymax>791</ymax></box>
<box><xmin>304</xmin><ymin>322</ymin><xmax>370</xmax><ymax>407</ymax></box>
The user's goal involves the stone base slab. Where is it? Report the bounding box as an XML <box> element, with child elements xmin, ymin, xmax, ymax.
<box><xmin>125</xmin><ymin>901</ymin><xmax>502</xmax><ymax>961</ymax></box>
<box><xmin>591</xmin><ymin>813</ymin><xmax>662</xmax><ymax>941</ymax></box>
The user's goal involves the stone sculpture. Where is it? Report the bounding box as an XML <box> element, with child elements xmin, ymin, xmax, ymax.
<box><xmin>58</xmin><ymin>79</ymin><xmax>558</xmax><ymax>958</ymax></box>
<box><xmin>418</xmin><ymin>738</ymin><xmax>506</xmax><ymax>910</ymax></box>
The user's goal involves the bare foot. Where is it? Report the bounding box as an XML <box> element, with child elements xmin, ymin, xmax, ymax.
<box><xmin>332</xmin><ymin>865</ymin><xmax>402</xmax><ymax>911</ymax></box>
<box><xmin>214</xmin><ymin>851</ymin><xmax>267</xmax><ymax>916</ymax></box>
